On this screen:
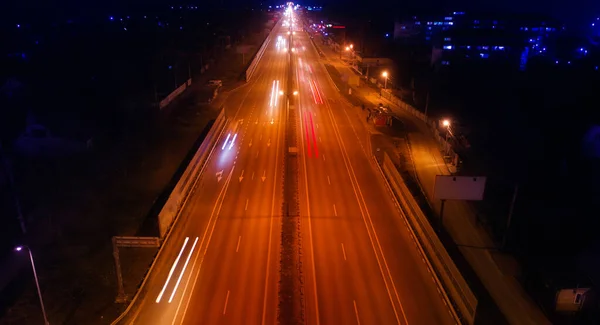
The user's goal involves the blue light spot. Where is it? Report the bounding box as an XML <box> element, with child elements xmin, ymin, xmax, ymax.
<box><xmin>596</xmin><ymin>66</ymin><xmax>598</xmax><ymax>70</ymax></box>
<box><xmin>21</xmin><ymin>53</ymin><xmax>26</xmax><ymax>59</ymax></box>
<box><xmin>385</xmin><ymin>33</ymin><xmax>389</xmax><ymax>37</ymax></box>
<box><xmin>123</xmin><ymin>27</ymin><xmax>127</xmax><ymax>31</ymax></box>
<box><xmin>555</xmin><ymin>60</ymin><xmax>559</xmax><ymax>64</ymax></box>
<box><xmin>567</xmin><ymin>61</ymin><xmax>571</xmax><ymax>64</ymax></box>
<box><xmin>168</xmin><ymin>65</ymin><xmax>173</xmax><ymax>70</ymax></box>
<box><xmin>126</xmin><ymin>16</ymin><xmax>130</xmax><ymax>19</ymax></box>
<box><xmin>110</xmin><ymin>16</ymin><xmax>114</xmax><ymax>21</ymax></box>
<box><xmin>443</xmin><ymin>45</ymin><xmax>453</xmax><ymax>50</ymax></box>
<box><xmin>144</xmin><ymin>16</ymin><xmax>147</xmax><ymax>18</ymax></box>
<box><xmin>16</xmin><ymin>24</ymin><xmax>20</xmax><ymax>28</ymax></box>
<box><xmin>180</xmin><ymin>26</ymin><xmax>183</xmax><ymax>30</ymax></box>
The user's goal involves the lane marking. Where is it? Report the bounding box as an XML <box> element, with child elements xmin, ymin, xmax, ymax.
<box><xmin>156</xmin><ymin>237</ymin><xmax>189</xmax><ymax>303</ymax></box>
<box><xmin>309</xmin><ymin>114</ymin><xmax>319</xmax><ymax>157</ymax></box>
<box><xmin>319</xmin><ymin>136</ymin><xmax>322</xmax><ymax>142</ymax></box>
<box><xmin>239</xmin><ymin>169</ymin><xmax>244</xmax><ymax>182</ymax></box>
<box><xmin>304</xmin><ymin>112</ymin><xmax>312</xmax><ymax>157</ymax></box>
<box><xmin>261</xmin><ymin>89</ymin><xmax>284</xmax><ymax>325</ymax></box>
<box><xmin>323</xmin><ymin>154</ymin><xmax>326</xmax><ymax>161</ymax></box>
<box><xmin>168</xmin><ymin>237</ymin><xmax>199</xmax><ymax>303</ymax></box>
<box><xmin>252</xmin><ymin>171</ymin><xmax>255</xmax><ymax>180</ymax></box>
<box><xmin>256</xmin><ymin>151</ymin><xmax>259</xmax><ymax>158</ymax></box>
<box><xmin>354</xmin><ymin>300</ymin><xmax>360</xmax><ymax>325</ymax></box>
<box><xmin>327</xmin><ymin>175</ymin><xmax>331</xmax><ymax>185</ymax></box>
<box><xmin>236</xmin><ymin>236</ymin><xmax>241</xmax><ymax>253</ymax></box>
<box><xmin>174</xmin><ymin>165</ymin><xmax>235</xmax><ymax>324</ymax></box>
<box><xmin>223</xmin><ymin>290</ymin><xmax>230</xmax><ymax>314</ymax></box>
<box><xmin>341</xmin><ymin>243</ymin><xmax>347</xmax><ymax>261</ymax></box>
<box><xmin>245</xmin><ymin>199</ymin><xmax>249</xmax><ymax>211</ymax></box>
<box><xmin>325</xmin><ymin>100</ymin><xmax>408</xmax><ymax>325</ymax></box>
<box><xmin>333</xmin><ymin>204</ymin><xmax>337</xmax><ymax>216</ymax></box>
<box><xmin>299</xmin><ymin>102</ymin><xmax>321</xmax><ymax>325</ymax></box>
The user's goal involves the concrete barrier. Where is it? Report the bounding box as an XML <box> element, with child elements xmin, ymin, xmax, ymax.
<box><xmin>378</xmin><ymin>152</ymin><xmax>477</xmax><ymax>324</ymax></box>
<box><xmin>159</xmin><ymin>78</ymin><xmax>192</xmax><ymax>110</ymax></box>
<box><xmin>111</xmin><ymin>107</ymin><xmax>227</xmax><ymax>324</ymax></box>
<box><xmin>245</xmin><ymin>36</ymin><xmax>270</xmax><ymax>82</ymax></box>
<box><xmin>157</xmin><ymin>108</ymin><xmax>227</xmax><ymax>237</ymax></box>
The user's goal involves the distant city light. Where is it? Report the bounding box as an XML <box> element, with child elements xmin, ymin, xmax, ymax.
<box><xmin>16</xmin><ymin>24</ymin><xmax>21</xmax><ymax>28</ymax></box>
<box><xmin>109</xmin><ymin>16</ymin><xmax>114</xmax><ymax>21</ymax></box>
<box><xmin>555</xmin><ymin>60</ymin><xmax>559</xmax><ymax>64</ymax></box>
<box><xmin>123</xmin><ymin>28</ymin><xmax>127</xmax><ymax>31</ymax></box>
<box><xmin>385</xmin><ymin>33</ymin><xmax>389</xmax><ymax>37</ymax></box>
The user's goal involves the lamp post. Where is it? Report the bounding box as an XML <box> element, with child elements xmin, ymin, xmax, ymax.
<box><xmin>382</xmin><ymin>71</ymin><xmax>389</xmax><ymax>90</ymax></box>
<box><xmin>15</xmin><ymin>246</ymin><xmax>49</xmax><ymax>325</ymax></box>
<box><xmin>442</xmin><ymin>119</ymin><xmax>451</xmax><ymax>156</ymax></box>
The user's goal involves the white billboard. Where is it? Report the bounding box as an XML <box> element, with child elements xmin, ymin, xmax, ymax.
<box><xmin>433</xmin><ymin>175</ymin><xmax>486</xmax><ymax>201</ymax></box>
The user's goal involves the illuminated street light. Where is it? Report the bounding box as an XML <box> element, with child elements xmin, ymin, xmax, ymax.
<box><xmin>349</xmin><ymin>44</ymin><xmax>353</xmax><ymax>49</ymax></box>
<box><xmin>382</xmin><ymin>71</ymin><xmax>389</xmax><ymax>90</ymax></box>
<box><xmin>15</xmin><ymin>245</ymin><xmax>50</xmax><ymax>325</ymax></box>
<box><xmin>293</xmin><ymin>90</ymin><xmax>299</xmax><ymax>95</ymax></box>
<box><xmin>442</xmin><ymin>119</ymin><xmax>451</xmax><ymax>155</ymax></box>
<box><xmin>345</xmin><ymin>46</ymin><xmax>350</xmax><ymax>51</ymax></box>
<box><xmin>279</xmin><ymin>90</ymin><xmax>284</xmax><ymax>95</ymax></box>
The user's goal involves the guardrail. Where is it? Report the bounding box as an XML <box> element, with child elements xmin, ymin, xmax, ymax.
<box><xmin>245</xmin><ymin>35</ymin><xmax>271</xmax><ymax>82</ymax></box>
<box><xmin>377</xmin><ymin>152</ymin><xmax>477</xmax><ymax>325</ymax></box>
<box><xmin>111</xmin><ymin>107</ymin><xmax>228</xmax><ymax>324</ymax></box>
<box><xmin>157</xmin><ymin>108</ymin><xmax>227</xmax><ymax>237</ymax></box>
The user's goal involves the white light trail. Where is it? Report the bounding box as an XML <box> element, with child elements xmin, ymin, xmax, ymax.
<box><xmin>156</xmin><ymin>237</ymin><xmax>189</xmax><ymax>303</ymax></box>
<box><xmin>222</xmin><ymin>133</ymin><xmax>231</xmax><ymax>150</ymax></box>
<box><xmin>168</xmin><ymin>237</ymin><xmax>199</xmax><ymax>303</ymax></box>
<box><xmin>228</xmin><ymin>134</ymin><xmax>237</xmax><ymax>150</ymax></box>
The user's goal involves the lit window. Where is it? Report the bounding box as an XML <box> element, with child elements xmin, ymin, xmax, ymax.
<box><xmin>443</xmin><ymin>45</ymin><xmax>453</xmax><ymax>50</ymax></box>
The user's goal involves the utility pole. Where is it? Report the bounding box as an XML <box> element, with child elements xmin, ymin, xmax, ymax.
<box><xmin>503</xmin><ymin>184</ymin><xmax>519</xmax><ymax>249</ymax></box>
<box><xmin>425</xmin><ymin>91</ymin><xmax>430</xmax><ymax>118</ymax></box>
<box><xmin>0</xmin><ymin>144</ymin><xmax>26</xmax><ymax>234</ymax></box>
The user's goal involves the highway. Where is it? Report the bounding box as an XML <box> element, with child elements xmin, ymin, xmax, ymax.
<box><xmin>125</xmin><ymin>18</ymin><xmax>288</xmax><ymax>325</ymax></box>
<box><xmin>292</xmin><ymin>23</ymin><xmax>457</xmax><ymax>325</ymax></box>
<box><xmin>121</xmin><ymin>6</ymin><xmax>457</xmax><ymax>325</ymax></box>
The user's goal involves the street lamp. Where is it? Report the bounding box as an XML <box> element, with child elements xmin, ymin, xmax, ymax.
<box><xmin>15</xmin><ymin>245</ymin><xmax>50</xmax><ymax>325</ymax></box>
<box><xmin>382</xmin><ymin>71</ymin><xmax>389</xmax><ymax>89</ymax></box>
<box><xmin>442</xmin><ymin>119</ymin><xmax>451</xmax><ymax>155</ymax></box>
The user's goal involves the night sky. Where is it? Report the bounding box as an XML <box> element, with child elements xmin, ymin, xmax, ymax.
<box><xmin>0</xmin><ymin>0</ymin><xmax>597</xmax><ymax>30</ymax></box>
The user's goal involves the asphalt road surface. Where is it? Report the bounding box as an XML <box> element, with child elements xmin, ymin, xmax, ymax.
<box><xmin>293</xmin><ymin>26</ymin><xmax>457</xmax><ymax>325</ymax></box>
<box><xmin>123</xmin><ymin>11</ymin><xmax>457</xmax><ymax>325</ymax></box>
